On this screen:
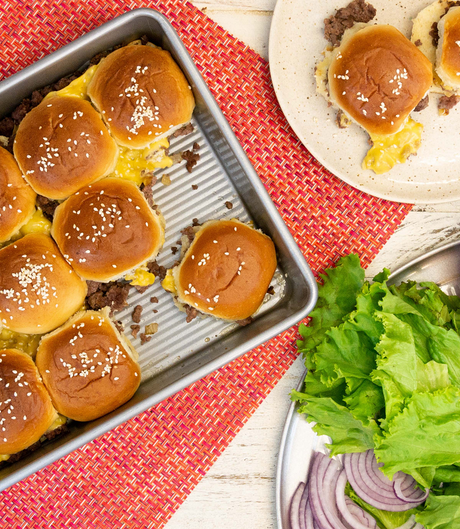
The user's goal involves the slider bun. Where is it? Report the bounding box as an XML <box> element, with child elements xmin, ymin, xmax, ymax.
<box><xmin>87</xmin><ymin>45</ymin><xmax>195</xmax><ymax>148</ymax></box>
<box><xmin>35</xmin><ymin>308</ymin><xmax>141</xmax><ymax>422</ymax></box>
<box><xmin>328</xmin><ymin>25</ymin><xmax>432</xmax><ymax>135</ymax></box>
<box><xmin>0</xmin><ymin>146</ymin><xmax>36</xmax><ymax>243</ymax></box>
<box><xmin>51</xmin><ymin>178</ymin><xmax>165</xmax><ymax>282</ymax></box>
<box><xmin>437</xmin><ymin>6</ymin><xmax>460</xmax><ymax>89</ymax></box>
<box><xmin>0</xmin><ymin>348</ymin><xmax>57</xmax><ymax>455</ymax></box>
<box><xmin>0</xmin><ymin>233</ymin><xmax>88</xmax><ymax>334</ymax></box>
<box><xmin>13</xmin><ymin>95</ymin><xmax>118</xmax><ymax>200</ymax></box>
<box><xmin>174</xmin><ymin>220</ymin><xmax>277</xmax><ymax>321</ymax></box>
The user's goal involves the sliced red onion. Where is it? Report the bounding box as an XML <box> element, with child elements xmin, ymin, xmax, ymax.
<box><xmin>345</xmin><ymin>497</ymin><xmax>377</xmax><ymax>529</ymax></box>
<box><xmin>343</xmin><ymin>453</ymin><xmax>421</xmax><ymax>511</ymax></box>
<box><xmin>335</xmin><ymin>469</ymin><xmax>376</xmax><ymax>529</ymax></box>
<box><xmin>363</xmin><ymin>450</ymin><xmax>396</xmax><ymax>496</ymax></box>
<box><xmin>299</xmin><ymin>485</ymin><xmax>309</xmax><ymax>529</ymax></box>
<box><xmin>290</xmin><ymin>482</ymin><xmax>305</xmax><ymax>529</ymax></box>
<box><xmin>309</xmin><ymin>453</ymin><xmax>336</xmax><ymax>529</ymax></box>
<box><xmin>309</xmin><ymin>454</ymin><xmax>350</xmax><ymax>529</ymax></box>
<box><xmin>305</xmin><ymin>501</ymin><xmax>315</xmax><ymax>529</ymax></box>
<box><xmin>394</xmin><ymin>475</ymin><xmax>429</xmax><ymax>504</ymax></box>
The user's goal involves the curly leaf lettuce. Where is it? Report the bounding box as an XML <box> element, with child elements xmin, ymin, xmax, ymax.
<box><xmin>416</xmin><ymin>494</ymin><xmax>460</xmax><ymax>529</ymax></box>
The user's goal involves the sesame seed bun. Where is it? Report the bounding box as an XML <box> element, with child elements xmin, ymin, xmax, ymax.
<box><xmin>173</xmin><ymin>220</ymin><xmax>277</xmax><ymax>321</ymax></box>
<box><xmin>328</xmin><ymin>25</ymin><xmax>433</xmax><ymax>135</ymax></box>
<box><xmin>0</xmin><ymin>146</ymin><xmax>36</xmax><ymax>244</ymax></box>
<box><xmin>13</xmin><ymin>95</ymin><xmax>118</xmax><ymax>200</ymax></box>
<box><xmin>0</xmin><ymin>233</ymin><xmax>88</xmax><ymax>334</ymax></box>
<box><xmin>437</xmin><ymin>6</ymin><xmax>460</xmax><ymax>90</ymax></box>
<box><xmin>0</xmin><ymin>348</ymin><xmax>57</xmax><ymax>455</ymax></box>
<box><xmin>35</xmin><ymin>308</ymin><xmax>141</xmax><ymax>422</ymax></box>
<box><xmin>87</xmin><ymin>45</ymin><xmax>195</xmax><ymax>148</ymax></box>
<box><xmin>51</xmin><ymin>178</ymin><xmax>165</xmax><ymax>282</ymax></box>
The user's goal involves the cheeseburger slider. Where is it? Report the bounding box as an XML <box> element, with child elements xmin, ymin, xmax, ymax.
<box><xmin>0</xmin><ymin>146</ymin><xmax>36</xmax><ymax>244</ymax></box>
<box><xmin>0</xmin><ymin>348</ymin><xmax>58</xmax><ymax>458</ymax></box>
<box><xmin>51</xmin><ymin>178</ymin><xmax>164</xmax><ymax>283</ymax></box>
<box><xmin>0</xmin><ymin>233</ymin><xmax>87</xmax><ymax>334</ymax></box>
<box><xmin>14</xmin><ymin>95</ymin><xmax>118</xmax><ymax>200</ymax></box>
<box><xmin>162</xmin><ymin>220</ymin><xmax>277</xmax><ymax>322</ymax></box>
<box><xmin>412</xmin><ymin>1</ymin><xmax>460</xmax><ymax>113</ymax></box>
<box><xmin>320</xmin><ymin>24</ymin><xmax>432</xmax><ymax>173</ymax></box>
<box><xmin>35</xmin><ymin>308</ymin><xmax>141</xmax><ymax>422</ymax></box>
<box><xmin>87</xmin><ymin>45</ymin><xmax>195</xmax><ymax>148</ymax></box>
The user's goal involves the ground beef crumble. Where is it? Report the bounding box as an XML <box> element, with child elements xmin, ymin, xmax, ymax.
<box><xmin>185</xmin><ymin>304</ymin><xmax>199</xmax><ymax>323</ymax></box>
<box><xmin>439</xmin><ymin>94</ymin><xmax>460</xmax><ymax>114</ymax></box>
<box><xmin>182</xmin><ymin>149</ymin><xmax>200</xmax><ymax>173</ymax></box>
<box><xmin>414</xmin><ymin>95</ymin><xmax>429</xmax><ymax>112</ymax></box>
<box><xmin>140</xmin><ymin>333</ymin><xmax>151</xmax><ymax>345</ymax></box>
<box><xmin>132</xmin><ymin>305</ymin><xmax>143</xmax><ymax>324</ymax></box>
<box><xmin>147</xmin><ymin>261</ymin><xmax>167</xmax><ymax>281</ymax></box>
<box><xmin>36</xmin><ymin>195</ymin><xmax>60</xmax><ymax>221</ymax></box>
<box><xmin>171</xmin><ymin>123</ymin><xmax>194</xmax><ymax>138</ymax></box>
<box><xmin>324</xmin><ymin>0</ymin><xmax>376</xmax><ymax>47</ymax></box>
<box><xmin>130</xmin><ymin>324</ymin><xmax>141</xmax><ymax>339</ymax></box>
<box><xmin>85</xmin><ymin>281</ymin><xmax>131</xmax><ymax>314</ymax></box>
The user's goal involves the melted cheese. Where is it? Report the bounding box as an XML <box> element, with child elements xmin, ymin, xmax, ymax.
<box><xmin>113</xmin><ymin>138</ymin><xmax>172</xmax><ymax>186</ymax></box>
<box><xmin>125</xmin><ymin>268</ymin><xmax>156</xmax><ymax>287</ymax></box>
<box><xmin>46</xmin><ymin>414</ymin><xmax>67</xmax><ymax>432</ymax></box>
<box><xmin>0</xmin><ymin>328</ymin><xmax>41</xmax><ymax>357</ymax></box>
<box><xmin>48</xmin><ymin>65</ymin><xmax>99</xmax><ymax>100</ymax></box>
<box><xmin>0</xmin><ymin>209</ymin><xmax>51</xmax><ymax>249</ymax></box>
<box><xmin>362</xmin><ymin>118</ymin><xmax>424</xmax><ymax>175</ymax></box>
<box><xmin>161</xmin><ymin>269</ymin><xmax>177</xmax><ymax>294</ymax></box>
<box><xmin>19</xmin><ymin>209</ymin><xmax>51</xmax><ymax>236</ymax></box>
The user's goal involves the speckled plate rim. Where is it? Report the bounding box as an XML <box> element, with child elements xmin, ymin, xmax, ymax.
<box><xmin>275</xmin><ymin>238</ymin><xmax>460</xmax><ymax>528</ymax></box>
<box><xmin>269</xmin><ymin>0</ymin><xmax>460</xmax><ymax>205</ymax></box>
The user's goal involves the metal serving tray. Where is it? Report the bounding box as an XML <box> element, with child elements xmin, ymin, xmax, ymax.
<box><xmin>0</xmin><ymin>8</ymin><xmax>317</xmax><ymax>491</ymax></box>
<box><xmin>275</xmin><ymin>240</ymin><xmax>460</xmax><ymax>528</ymax></box>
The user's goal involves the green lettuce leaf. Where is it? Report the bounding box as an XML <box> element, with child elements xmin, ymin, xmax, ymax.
<box><xmin>297</xmin><ymin>396</ymin><xmax>380</xmax><ymax>456</ymax></box>
<box><xmin>342</xmin><ymin>379</ymin><xmax>385</xmax><ymax>423</ymax></box>
<box><xmin>298</xmin><ymin>254</ymin><xmax>364</xmax><ymax>353</ymax></box>
<box><xmin>375</xmin><ymin>387</ymin><xmax>460</xmax><ymax>484</ymax></box>
<box><xmin>314</xmin><ymin>326</ymin><xmax>377</xmax><ymax>388</ymax></box>
<box><xmin>417</xmin><ymin>359</ymin><xmax>451</xmax><ymax>392</ymax></box>
<box><xmin>416</xmin><ymin>494</ymin><xmax>460</xmax><ymax>529</ymax></box>
<box><xmin>434</xmin><ymin>465</ymin><xmax>460</xmax><ymax>483</ymax></box>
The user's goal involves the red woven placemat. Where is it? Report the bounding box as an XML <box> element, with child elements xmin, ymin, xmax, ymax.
<box><xmin>0</xmin><ymin>1</ymin><xmax>411</xmax><ymax>527</ymax></box>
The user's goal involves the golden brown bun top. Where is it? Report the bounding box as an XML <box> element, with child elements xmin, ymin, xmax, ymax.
<box><xmin>13</xmin><ymin>95</ymin><xmax>118</xmax><ymax>200</ymax></box>
<box><xmin>87</xmin><ymin>46</ymin><xmax>195</xmax><ymax>148</ymax></box>
<box><xmin>328</xmin><ymin>25</ymin><xmax>433</xmax><ymax>135</ymax></box>
<box><xmin>35</xmin><ymin>308</ymin><xmax>141</xmax><ymax>422</ymax></box>
<box><xmin>0</xmin><ymin>348</ymin><xmax>57</xmax><ymax>455</ymax></box>
<box><xmin>0</xmin><ymin>146</ymin><xmax>36</xmax><ymax>243</ymax></box>
<box><xmin>175</xmin><ymin>220</ymin><xmax>277</xmax><ymax>321</ymax></box>
<box><xmin>0</xmin><ymin>233</ymin><xmax>88</xmax><ymax>334</ymax></box>
<box><xmin>437</xmin><ymin>6</ymin><xmax>460</xmax><ymax>88</ymax></box>
<box><xmin>51</xmin><ymin>178</ymin><xmax>164</xmax><ymax>282</ymax></box>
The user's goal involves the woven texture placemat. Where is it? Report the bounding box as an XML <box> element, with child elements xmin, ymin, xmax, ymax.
<box><xmin>0</xmin><ymin>1</ymin><xmax>411</xmax><ymax>527</ymax></box>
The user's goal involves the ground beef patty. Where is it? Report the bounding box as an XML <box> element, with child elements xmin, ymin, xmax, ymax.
<box><xmin>324</xmin><ymin>0</ymin><xmax>376</xmax><ymax>47</ymax></box>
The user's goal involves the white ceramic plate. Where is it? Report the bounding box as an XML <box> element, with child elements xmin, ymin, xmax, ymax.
<box><xmin>269</xmin><ymin>0</ymin><xmax>460</xmax><ymax>204</ymax></box>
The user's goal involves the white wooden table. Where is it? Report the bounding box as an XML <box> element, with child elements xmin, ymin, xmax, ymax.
<box><xmin>166</xmin><ymin>2</ymin><xmax>460</xmax><ymax>527</ymax></box>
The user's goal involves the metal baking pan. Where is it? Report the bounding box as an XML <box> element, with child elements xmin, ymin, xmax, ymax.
<box><xmin>275</xmin><ymin>240</ymin><xmax>460</xmax><ymax>528</ymax></box>
<box><xmin>0</xmin><ymin>8</ymin><xmax>317</xmax><ymax>491</ymax></box>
